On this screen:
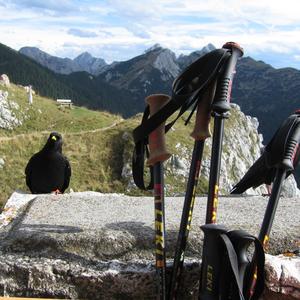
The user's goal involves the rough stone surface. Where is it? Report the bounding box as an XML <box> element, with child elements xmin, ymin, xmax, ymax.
<box><xmin>153</xmin><ymin>48</ymin><xmax>181</xmax><ymax>80</ymax></box>
<box><xmin>0</xmin><ymin>74</ymin><xmax>10</xmax><ymax>87</ymax></box>
<box><xmin>0</xmin><ymin>90</ymin><xmax>24</xmax><ymax>129</ymax></box>
<box><xmin>0</xmin><ymin>191</ymin><xmax>298</xmax><ymax>299</ymax></box>
<box><xmin>0</xmin><ymin>158</ymin><xmax>4</xmax><ymax>169</ymax></box>
<box><xmin>265</xmin><ymin>254</ymin><xmax>300</xmax><ymax>299</ymax></box>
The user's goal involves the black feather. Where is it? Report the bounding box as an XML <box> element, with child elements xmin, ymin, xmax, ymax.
<box><xmin>25</xmin><ymin>132</ymin><xmax>71</xmax><ymax>194</ymax></box>
<box><xmin>230</xmin><ymin>154</ymin><xmax>277</xmax><ymax>194</ymax></box>
<box><xmin>231</xmin><ymin>111</ymin><xmax>300</xmax><ymax>194</ymax></box>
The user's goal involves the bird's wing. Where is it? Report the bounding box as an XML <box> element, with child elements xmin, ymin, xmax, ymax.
<box><xmin>231</xmin><ymin>154</ymin><xmax>274</xmax><ymax>194</ymax></box>
<box><xmin>25</xmin><ymin>156</ymin><xmax>35</xmax><ymax>190</ymax></box>
<box><xmin>62</xmin><ymin>157</ymin><xmax>71</xmax><ymax>192</ymax></box>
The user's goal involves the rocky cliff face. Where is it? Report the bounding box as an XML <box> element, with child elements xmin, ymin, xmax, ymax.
<box><xmin>0</xmin><ymin>89</ymin><xmax>25</xmax><ymax>130</ymax></box>
<box><xmin>0</xmin><ymin>88</ymin><xmax>26</xmax><ymax>171</ymax></box>
<box><xmin>73</xmin><ymin>52</ymin><xmax>107</xmax><ymax>75</ymax></box>
<box><xmin>122</xmin><ymin>104</ymin><xmax>300</xmax><ymax>197</ymax></box>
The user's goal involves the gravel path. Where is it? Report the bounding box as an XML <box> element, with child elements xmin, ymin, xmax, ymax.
<box><xmin>0</xmin><ymin>121</ymin><xmax>121</xmax><ymax>142</ymax></box>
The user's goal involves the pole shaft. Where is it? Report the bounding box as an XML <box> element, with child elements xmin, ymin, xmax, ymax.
<box><xmin>246</xmin><ymin>168</ymin><xmax>286</xmax><ymax>299</ymax></box>
<box><xmin>258</xmin><ymin>168</ymin><xmax>286</xmax><ymax>246</ymax></box>
<box><xmin>153</xmin><ymin>162</ymin><xmax>167</xmax><ymax>300</ymax></box>
<box><xmin>169</xmin><ymin>140</ymin><xmax>204</xmax><ymax>299</ymax></box>
<box><xmin>205</xmin><ymin>115</ymin><xmax>225</xmax><ymax>224</ymax></box>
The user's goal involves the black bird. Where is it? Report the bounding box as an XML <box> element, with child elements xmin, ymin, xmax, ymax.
<box><xmin>230</xmin><ymin>153</ymin><xmax>276</xmax><ymax>194</ymax></box>
<box><xmin>231</xmin><ymin>111</ymin><xmax>300</xmax><ymax>194</ymax></box>
<box><xmin>25</xmin><ymin>132</ymin><xmax>71</xmax><ymax>194</ymax></box>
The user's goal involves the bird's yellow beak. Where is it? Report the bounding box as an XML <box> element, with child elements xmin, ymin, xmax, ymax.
<box><xmin>51</xmin><ymin>136</ymin><xmax>57</xmax><ymax>141</ymax></box>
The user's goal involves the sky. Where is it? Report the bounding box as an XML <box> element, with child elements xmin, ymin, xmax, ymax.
<box><xmin>1</xmin><ymin>0</ymin><xmax>300</xmax><ymax>69</ymax></box>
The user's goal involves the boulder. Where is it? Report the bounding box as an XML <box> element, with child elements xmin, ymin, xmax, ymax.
<box><xmin>0</xmin><ymin>90</ymin><xmax>24</xmax><ymax>129</ymax></box>
<box><xmin>264</xmin><ymin>254</ymin><xmax>300</xmax><ymax>299</ymax></box>
<box><xmin>0</xmin><ymin>74</ymin><xmax>10</xmax><ymax>87</ymax></box>
<box><xmin>0</xmin><ymin>158</ymin><xmax>4</xmax><ymax>169</ymax></box>
<box><xmin>0</xmin><ymin>191</ymin><xmax>298</xmax><ymax>299</ymax></box>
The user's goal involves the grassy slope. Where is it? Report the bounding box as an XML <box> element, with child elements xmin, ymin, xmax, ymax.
<box><xmin>0</xmin><ymin>84</ymin><xmax>123</xmax><ymax>205</ymax></box>
<box><xmin>0</xmin><ymin>83</ymin><xmax>209</xmax><ymax>206</ymax></box>
<box><xmin>0</xmin><ymin>84</ymin><xmax>251</xmax><ymax>207</ymax></box>
<box><xmin>0</xmin><ymin>84</ymin><xmax>121</xmax><ymax>136</ymax></box>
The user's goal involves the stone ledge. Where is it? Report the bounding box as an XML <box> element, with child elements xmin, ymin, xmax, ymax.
<box><xmin>0</xmin><ymin>254</ymin><xmax>298</xmax><ymax>299</ymax></box>
<box><xmin>0</xmin><ymin>191</ymin><xmax>298</xmax><ymax>299</ymax></box>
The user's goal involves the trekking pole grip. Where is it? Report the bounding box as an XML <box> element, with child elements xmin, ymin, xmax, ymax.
<box><xmin>146</xmin><ymin>94</ymin><xmax>172</xmax><ymax>166</ymax></box>
<box><xmin>282</xmin><ymin>120</ymin><xmax>300</xmax><ymax>170</ymax></box>
<box><xmin>212</xmin><ymin>42</ymin><xmax>244</xmax><ymax>113</ymax></box>
<box><xmin>191</xmin><ymin>81</ymin><xmax>217</xmax><ymax>140</ymax></box>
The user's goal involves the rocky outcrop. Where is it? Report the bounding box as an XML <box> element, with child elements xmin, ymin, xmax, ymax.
<box><xmin>122</xmin><ymin>104</ymin><xmax>300</xmax><ymax>197</ymax></box>
<box><xmin>0</xmin><ymin>90</ymin><xmax>25</xmax><ymax>130</ymax></box>
<box><xmin>0</xmin><ymin>158</ymin><xmax>4</xmax><ymax>169</ymax></box>
<box><xmin>0</xmin><ymin>191</ymin><xmax>298</xmax><ymax>299</ymax></box>
<box><xmin>0</xmin><ymin>74</ymin><xmax>10</xmax><ymax>87</ymax></box>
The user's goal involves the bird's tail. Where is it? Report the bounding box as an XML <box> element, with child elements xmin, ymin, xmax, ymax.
<box><xmin>231</xmin><ymin>155</ymin><xmax>269</xmax><ymax>194</ymax></box>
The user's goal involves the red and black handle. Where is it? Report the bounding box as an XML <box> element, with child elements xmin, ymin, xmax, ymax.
<box><xmin>146</xmin><ymin>94</ymin><xmax>171</xmax><ymax>300</ymax></box>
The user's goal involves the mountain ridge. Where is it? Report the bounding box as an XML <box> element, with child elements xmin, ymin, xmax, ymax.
<box><xmin>19</xmin><ymin>44</ymin><xmax>215</xmax><ymax>77</ymax></box>
<box><xmin>1</xmin><ymin>42</ymin><xmax>299</xmax><ymax>143</ymax></box>
<box><xmin>1</xmin><ymin>43</ymin><xmax>140</xmax><ymax>117</ymax></box>
<box><xmin>19</xmin><ymin>47</ymin><xmax>108</xmax><ymax>75</ymax></box>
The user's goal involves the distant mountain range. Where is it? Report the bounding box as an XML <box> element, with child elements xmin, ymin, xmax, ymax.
<box><xmin>19</xmin><ymin>43</ymin><xmax>215</xmax><ymax>77</ymax></box>
<box><xmin>1</xmin><ymin>42</ymin><xmax>299</xmax><ymax>142</ymax></box>
<box><xmin>19</xmin><ymin>47</ymin><xmax>108</xmax><ymax>75</ymax></box>
<box><xmin>0</xmin><ymin>43</ymin><xmax>140</xmax><ymax>115</ymax></box>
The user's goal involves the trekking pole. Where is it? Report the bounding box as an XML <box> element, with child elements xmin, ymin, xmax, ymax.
<box><xmin>168</xmin><ymin>82</ymin><xmax>217</xmax><ymax>300</ymax></box>
<box><xmin>205</xmin><ymin>42</ymin><xmax>244</xmax><ymax>224</ymax></box>
<box><xmin>146</xmin><ymin>94</ymin><xmax>172</xmax><ymax>300</ymax></box>
<box><xmin>199</xmin><ymin>42</ymin><xmax>244</xmax><ymax>300</ymax></box>
<box><xmin>243</xmin><ymin>167</ymin><xmax>286</xmax><ymax>299</ymax></box>
<box><xmin>258</xmin><ymin>115</ymin><xmax>300</xmax><ymax>247</ymax></box>
<box><xmin>246</xmin><ymin>121</ymin><xmax>300</xmax><ymax>299</ymax></box>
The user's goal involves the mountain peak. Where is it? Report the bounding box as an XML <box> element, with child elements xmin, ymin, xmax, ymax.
<box><xmin>144</xmin><ymin>43</ymin><xmax>164</xmax><ymax>53</ymax></box>
<box><xmin>177</xmin><ymin>43</ymin><xmax>217</xmax><ymax>70</ymax></box>
<box><xmin>19</xmin><ymin>46</ymin><xmax>51</xmax><ymax>58</ymax></box>
<box><xmin>19</xmin><ymin>46</ymin><xmax>40</xmax><ymax>52</ymax></box>
<box><xmin>203</xmin><ymin>43</ymin><xmax>216</xmax><ymax>52</ymax></box>
<box><xmin>73</xmin><ymin>52</ymin><xmax>107</xmax><ymax>75</ymax></box>
<box><xmin>74</xmin><ymin>52</ymin><xmax>93</xmax><ymax>60</ymax></box>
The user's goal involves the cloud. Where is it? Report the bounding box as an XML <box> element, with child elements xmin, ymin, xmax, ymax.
<box><xmin>5</xmin><ymin>0</ymin><xmax>78</xmax><ymax>13</ymax></box>
<box><xmin>68</xmin><ymin>28</ymin><xmax>98</xmax><ymax>38</ymax></box>
<box><xmin>1</xmin><ymin>0</ymin><xmax>300</xmax><ymax>68</ymax></box>
<box><xmin>124</xmin><ymin>24</ymin><xmax>151</xmax><ymax>39</ymax></box>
